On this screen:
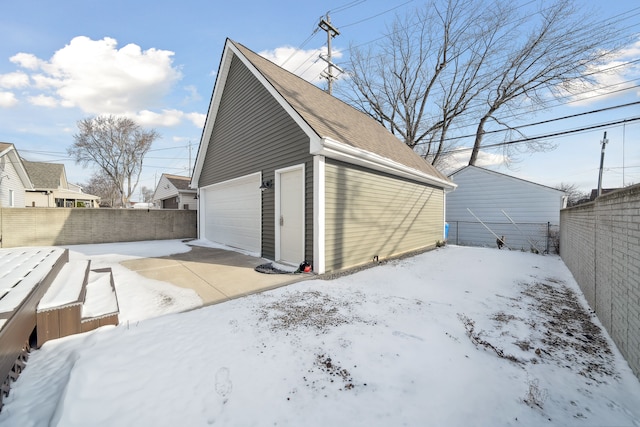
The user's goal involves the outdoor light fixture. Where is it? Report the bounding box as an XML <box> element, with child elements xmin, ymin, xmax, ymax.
<box><xmin>260</xmin><ymin>179</ymin><xmax>273</xmax><ymax>191</ymax></box>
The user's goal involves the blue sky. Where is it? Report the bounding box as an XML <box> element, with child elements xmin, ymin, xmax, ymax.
<box><xmin>1</xmin><ymin>0</ymin><xmax>638</xmax><ymax>198</ymax></box>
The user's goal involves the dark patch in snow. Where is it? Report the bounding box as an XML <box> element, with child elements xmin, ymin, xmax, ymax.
<box><xmin>256</xmin><ymin>290</ymin><xmax>374</xmax><ymax>334</ymax></box>
<box><xmin>459</xmin><ymin>277</ymin><xmax>618</xmax><ymax>383</ymax></box>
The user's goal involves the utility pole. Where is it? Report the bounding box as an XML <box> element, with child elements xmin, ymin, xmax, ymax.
<box><xmin>188</xmin><ymin>141</ymin><xmax>192</xmax><ymax>177</ymax></box>
<box><xmin>318</xmin><ymin>14</ymin><xmax>342</xmax><ymax>95</ymax></box>
<box><xmin>597</xmin><ymin>131</ymin><xmax>608</xmax><ymax>197</ymax></box>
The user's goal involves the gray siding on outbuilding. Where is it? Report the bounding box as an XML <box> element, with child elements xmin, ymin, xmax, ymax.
<box><xmin>324</xmin><ymin>159</ymin><xmax>444</xmax><ymax>272</ymax></box>
<box><xmin>198</xmin><ymin>54</ymin><xmax>313</xmax><ymax>260</ymax></box>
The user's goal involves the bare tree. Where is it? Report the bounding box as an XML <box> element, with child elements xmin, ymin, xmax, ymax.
<box><xmin>468</xmin><ymin>0</ymin><xmax>618</xmax><ymax>165</ymax></box>
<box><xmin>555</xmin><ymin>182</ymin><xmax>589</xmax><ymax>207</ymax></box>
<box><xmin>82</xmin><ymin>171</ymin><xmax>121</xmax><ymax>207</ymax></box>
<box><xmin>140</xmin><ymin>186</ymin><xmax>155</xmax><ymax>203</ymax></box>
<box><xmin>343</xmin><ymin>0</ymin><xmax>623</xmax><ymax>167</ymax></box>
<box><xmin>344</xmin><ymin>5</ymin><xmax>451</xmax><ymax>152</ymax></box>
<box><xmin>69</xmin><ymin>115</ymin><xmax>159</xmax><ymax>206</ymax></box>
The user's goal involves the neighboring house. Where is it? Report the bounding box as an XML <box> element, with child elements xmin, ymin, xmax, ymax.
<box><xmin>153</xmin><ymin>173</ymin><xmax>197</xmax><ymax>210</ymax></box>
<box><xmin>191</xmin><ymin>39</ymin><xmax>456</xmax><ymax>274</ymax></box>
<box><xmin>0</xmin><ymin>142</ymin><xmax>34</xmax><ymax>207</ymax></box>
<box><xmin>446</xmin><ymin>165</ymin><xmax>567</xmax><ymax>252</ymax></box>
<box><xmin>22</xmin><ymin>160</ymin><xmax>100</xmax><ymax>208</ymax></box>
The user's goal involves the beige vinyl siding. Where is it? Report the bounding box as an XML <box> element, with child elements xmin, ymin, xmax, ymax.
<box><xmin>324</xmin><ymin>160</ymin><xmax>444</xmax><ymax>272</ymax></box>
<box><xmin>198</xmin><ymin>54</ymin><xmax>313</xmax><ymax>260</ymax></box>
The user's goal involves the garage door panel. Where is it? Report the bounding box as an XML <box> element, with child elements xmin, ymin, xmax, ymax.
<box><xmin>203</xmin><ymin>174</ymin><xmax>261</xmax><ymax>253</ymax></box>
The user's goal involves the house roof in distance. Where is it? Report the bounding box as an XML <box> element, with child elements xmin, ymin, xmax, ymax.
<box><xmin>163</xmin><ymin>174</ymin><xmax>195</xmax><ymax>192</ymax></box>
<box><xmin>22</xmin><ymin>160</ymin><xmax>65</xmax><ymax>189</ymax></box>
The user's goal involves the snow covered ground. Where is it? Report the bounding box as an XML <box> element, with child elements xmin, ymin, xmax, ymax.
<box><xmin>1</xmin><ymin>241</ymin><xmax>639</xmax><ymax>426</ymax></box>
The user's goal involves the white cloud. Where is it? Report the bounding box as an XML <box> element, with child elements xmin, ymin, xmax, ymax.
<box><xmin>9</xmin><ymin>52</ymin><xmax>43</xmax><ymax>70</ymax></box>
<box><xmin>10</xmin><ymin>36</ymin><xmax>182</xmax><ymax>115</ymax></box>
<box><xmin>131</xmin><ymin>109</ymin><xmax>204</xmax><ymax>128</ymax></box>
<box><xmin>133</xmin><ymin>109</ymin><xmax>184</xmax><ymax>127</ymax></box>
<box><xmin>28</xmin><ymin>94</ymin><xmax>58</xmax><ymax>107</ymax></box>
<box><xmin>438</xmin><ymin>147</ymin><xmax>508</xmax><ymax>175</ymax></box>
<box><xmin>258</xmin><ymin>46</ymin><xmax>344</xmax><ymax>83</ymax></box>
<box><xmin>0</xmin><ymin>91</ymin><xmax>18</xmax><ymax>107</ymax></box>
<box><xmin>567</xmin><ymin>36</ymin><xmax>640</xmax><ymax>105</ymax></box>
<box><xmin>0</xmin><ymin>71</ymin><xmax>29</xmax><ymax>89</ymax></box>
<box><xmin>182</xmin><ymin>85</ymin><xmax>201</xmax><ymax>103</ymax></box>
<box><xmin>185</xmin><ymin>112</ymin><xmax>206</xmax><ymax>128</ymax></box>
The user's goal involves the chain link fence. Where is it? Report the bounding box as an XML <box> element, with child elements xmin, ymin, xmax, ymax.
<box><xmin>446</xmin><ymin>221</ymin><xmax>560</xmax><ymax>254</ymax></box>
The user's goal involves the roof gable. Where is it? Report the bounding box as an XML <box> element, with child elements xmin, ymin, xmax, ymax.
<box><xmin>0</xmin><ymin>143</ymin><xmax>34</xmax><ymax>190</ymax></box>
<box><xmin>22</xmin><ymin>160</ymin><xmax>66</xmax><ymax>190</ymax></box>
<box><xmin>164</xmin><ymin>174</ymin><xmax>193</xmax><ymax>191</ymax></box>
<box><xmin>193</xmin><ymin>39</ymin><xmax>454</xmax><ymax>190</ymax></box>
<box><xmin>153</xmin><ymin>173</ymin><xmax>195</xmax><ymax>201</ymax></box>
<box><xmin>449</xmin><ymin>165</ymin><xmax>566</xmax><ymax>195</ymax></box>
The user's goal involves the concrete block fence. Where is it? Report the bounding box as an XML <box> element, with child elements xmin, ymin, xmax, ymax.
<box><xmin>0</xmin><ymin>208</ymin><xmax>197</xmax><ymax>248</ymax></box>
<box><xmin>560</xmin><ymin>184</ymin><xmax>640</xmax><ymax>379</ymax></box>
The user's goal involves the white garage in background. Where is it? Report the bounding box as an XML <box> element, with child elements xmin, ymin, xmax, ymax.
<box><xmin>199</xmin><ymin>172</ymin><xmax>261</xmax><ymax>254</ymax></box>
<box><xmin>446</xmin><ymin>165</ymin><xmax>567</xmax><ymax>252</ymax></box>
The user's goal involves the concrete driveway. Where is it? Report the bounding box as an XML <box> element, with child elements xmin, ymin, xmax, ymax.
<box><xmin>120</xmin><ymin>245</ymin><xmax>310</xmax><ymax>305</ymax></box>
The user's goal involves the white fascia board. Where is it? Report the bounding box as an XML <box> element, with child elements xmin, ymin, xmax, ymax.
<box><xmin>191</xmin><ymin>42</ymin><xmax>235</xmax><ymax>189</ymax></box>
<box><xmin>5</xmin><ymin>148</ymin><xmax>34</xmax><ymax>190</ymax></box>
<box><xmin>312</xmin><ymin>137</ymin><xmax>457</xmax><ymax>191</ymax></box>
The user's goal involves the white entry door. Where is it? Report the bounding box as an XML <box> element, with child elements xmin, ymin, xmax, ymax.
<box><xmin>277</xmin><ymin>166</ymin><xmax>304</xmax><ymax>265</ymax></box>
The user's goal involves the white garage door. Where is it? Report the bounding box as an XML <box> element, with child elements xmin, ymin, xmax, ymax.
<box><xmin>202</xmin><ymin>173</ymin><xmax>261</xmax><ymax>253</ymax></box>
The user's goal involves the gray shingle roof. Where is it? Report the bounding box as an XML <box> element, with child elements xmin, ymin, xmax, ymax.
<box><xmin>22</xmin><ymin>160</ymin><xmax>64</xmax><ymax>189</ymax></box>
<box><xmin>164</xmin><ymin>174</ymin><xmax>193</xmax><ymax>191</ymax></box>
<box><xmin>231</xmin><ymin>40</ymin><xmax>451</xmax><ymax>185</ymax></box>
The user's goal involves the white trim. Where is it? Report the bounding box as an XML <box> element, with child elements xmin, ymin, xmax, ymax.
<box><xmin>312</xmin><ymin>137</ymin><xmax>457</xmax><ymax>191</ymax></box>
<box><xmin>275</xmin><ymin>164</ymin><xmax>305</xmax><ymax>265</ymax></box>
<box><xmin>313</xmin><ymin>155</ymin><xmax>326</xmax><ymax>274</ymax></box>
<box><xmin>197</xmin><ymin>188</ymin><xmax>203</xmax><ymax>239</ymax></box>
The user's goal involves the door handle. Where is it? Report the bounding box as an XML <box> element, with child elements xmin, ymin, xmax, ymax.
<box><xmin>280</xmin><ymin>215</ymin><xmax>284</xmax><ymax>226</ymax></box>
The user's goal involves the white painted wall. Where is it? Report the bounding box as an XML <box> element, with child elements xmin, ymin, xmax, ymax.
<box><xmin>0</xmin><ymin>152</ymin><xmax>27</xmax><ymax>207</ymax></box>
<box><xmin>178</xmin><ymin>193</ymin><xmax>197</xmax><ymax>210</ymax></box>
<box><xmin>446</xmin><ymin>166</ymin><xmax>566</xmax><ymax>251</ymax></box>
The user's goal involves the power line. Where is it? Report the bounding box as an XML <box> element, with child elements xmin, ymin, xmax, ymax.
<box><xmin>434</xmin><ymin>101</ymin><xmax>640</xmax><ymax>143</ymax></box>
<box><xmin>341</xmin><ymin>0</ymin><xmax>414</xmax><ymax>29</ymax></box>
<box><xmin>330</xmin><ymin>0</ymin><xmax>367</xmax><ymax>15</ymax></box>
<box><xmin>435</xmin><ymin>116</ymin><xmax>640</xmax><ymax>154</ymax></box>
